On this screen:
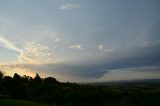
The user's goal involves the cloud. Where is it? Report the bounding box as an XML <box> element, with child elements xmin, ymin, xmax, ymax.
<box><xmin>0</xmin><ymin>34</ymin><xmax>55</xmax><ymax>64</ymax></box>
<box><xmin>69</xmin><ymin>44</ymin><xmax>82</xmax><ymax>50</ymax></box>
<box><xmin>98</xmin><ymin>45</ymin><xmax>103</xmax><ymax>50</ymax></box>
<box><xmin>1</xmin><ymin>39</ymin><xmax>160</xmax><ymax>82</ymax></box>
<box><xmin>6</xmin><ymin>49</ymin><xmax>160</xmax><ymax>82</ymax></box>
<box><xmin>13</xmin><ymin>63</ymin><xmax>105</xmax><ymax>82</ymax></box>
<box><xmin>1</xmin><ymin>34</ymin><xmax>160</xmax><ymax>82</ymax></box>
<box><xmin>142</xmin><ymin>41</ymin><xmax>152</xmax><ymax>47</ymax></box>
<box><xmin>1</xmin><ymin>22</ymin><xmax>160</xmax><ymax>82</ymax></box>
<box><xmin>98</xmin><ymin>44</ymin><xmax>114</xmax><ymax>52</ymax></box>
<box><xmin>0</xmin><ymin>34</ymin><xmax>22</xmax><ymax>53</ymax></box>
<box><xmin>99</xmin><ymin>67</ymin><xmax>160</xmax><ymax>82</ymax></box>
<box><xmin>0</xmin><ymin>35</ymin><xmax>30</xmax><ymax>63</ymax></box>
<box><xmin>55</xmin><ymin>38</ymin><xmax>60</xmax><ymax>42</ymax></box>
<box><xmin>59</xmin><ymin>3</ymin><xmax>80</xmax><ymax>10</ymax></box>
<box><xmin>19</xmin><ymin>42</ymin><xmax>55</xmax><ymax>64</ymax></box>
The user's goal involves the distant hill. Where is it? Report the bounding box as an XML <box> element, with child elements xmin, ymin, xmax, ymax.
<box><xmin>80</xmin><ymin>79</ymin><xmax>160</xmax><ymax>86</ymax></box>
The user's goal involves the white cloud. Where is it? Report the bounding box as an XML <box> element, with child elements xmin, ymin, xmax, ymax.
<box><xmin>59</xmin><ymin>3</ymin><xmax>80</xmax><ymax>10</ymax></box>
<box><xmin>98</xmin><ymin>44</ymin><xmax>114</xmax><ymax>52</ymax></box>
<box><xmin>0</xmin><ymin>35</ymin><xmax>22</xmax><ymax>53</ymax></box>
<box><xmin>98</xmin><ymin>45</ymin><xmax>103</xmax><ymax>50</ymax></box>
<box><xmin>0</xmin><ymin>34</ymin><xmax>33</xmax><ymax>64</ymax></box>
<box><xmin>20</xmin><ymin>42</ymin><xmax>55</xmax><ymax>64</ymax></box>
<box><xmin>55</xmin><ymin>38</ymin><xmax>60</xmax><ymax>42</ymax></box>
<box><xmin>69</xmin><ymin>44</ymin><xmax>81</xmax><ymax>50</ymax></box>
<box><xmin>142</xmin><ymin>41</ymin><xmax>152</xmax><ymax>47</ymax></box>
<box><xmin>0</xmin><ymin>34</ymin><xmax>55</xmax><ymax>64</ymax></box>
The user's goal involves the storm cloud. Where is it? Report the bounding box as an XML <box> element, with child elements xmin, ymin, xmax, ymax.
<box><xmin>0</xmin><ymin>0</ymin><xmax>160</xmax><ymax>82</ymax></box>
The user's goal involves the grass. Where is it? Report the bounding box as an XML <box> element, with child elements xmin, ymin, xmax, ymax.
<box><xmin>0</xmin><ymin>99</ymin><xmax>49</xmax><ymax>106</ymax></box>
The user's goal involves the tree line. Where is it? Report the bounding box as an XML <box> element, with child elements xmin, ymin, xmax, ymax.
<box><xmin>0</xmin><ymin>71</ymin><xmax>160</xmax><ymax>106</ymax></box>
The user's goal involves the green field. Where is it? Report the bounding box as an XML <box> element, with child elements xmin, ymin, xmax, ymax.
<box><xmin>0</xmin><ymin>99</ymin><xmax>49</xmax><ymax>106</ymax></box>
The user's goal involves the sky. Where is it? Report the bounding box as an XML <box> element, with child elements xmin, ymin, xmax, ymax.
<box><xmin>0</xmin><ymin>0</ymin><xmax>160</xmax><ymax>82</ymax></box>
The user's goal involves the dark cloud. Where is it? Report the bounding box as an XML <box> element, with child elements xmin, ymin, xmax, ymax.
<box><xmin>20</xmin><ymin>41</ymin><xmax>160</xmax><ymax>81</ymax></box>
<box><xmin>21</xmin><ymin>63</ymin><xmax>106</xmax><ymax>80</ymax></box>
<box><xmin>19</xmin><ymin>23</ymin><xmax>160</xmax><ymax>81</ymax></box>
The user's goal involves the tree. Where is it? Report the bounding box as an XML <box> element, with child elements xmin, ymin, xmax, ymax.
<box><xmin>34</xmin><ymin>73</ymin><xmax>42</xmax><ymax>86</ymax></box>
<box><xmin>30</xmin><ymin>73</ymin><xmax>43</xmax><ymax>97</ymax></box>
<box><xmin>13</xmin><ymin>73</ymin><xmax>21</xmax><ymax>80</ymax></box>
<box><xmin>0</xmin><ymin>70</ymin><xmax>4</xmax><ymax>79</ymax></box>
<box><xmin>0</xmin><ymin>70</ymin><xmax>4</xmax><ymax>93</ymax></box>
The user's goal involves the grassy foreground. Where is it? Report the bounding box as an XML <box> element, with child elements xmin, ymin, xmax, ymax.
<box><xmin>0</xmin><ymin>99</ymin><xmax>49</xmax><ymax>106</ymax></box>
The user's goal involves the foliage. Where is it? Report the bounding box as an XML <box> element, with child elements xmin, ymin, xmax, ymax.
<box><xmin>0</xmin><ymin>99</ymin><xmax>49</xmax><ymax>106</ymax></box>
<box><xmin>0</xmin><ymin>72</ymin><xmax>160</xmax><ymax>106</ymax></box>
